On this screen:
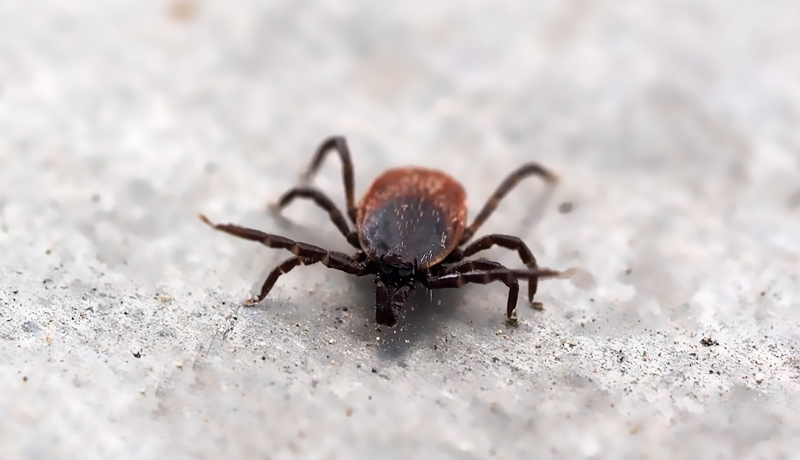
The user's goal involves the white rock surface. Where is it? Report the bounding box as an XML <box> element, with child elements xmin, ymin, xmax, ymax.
<box><xmin>1</xmin><ymin>1</ymin><xmax>799</xmax><ymax>459</ymax></box>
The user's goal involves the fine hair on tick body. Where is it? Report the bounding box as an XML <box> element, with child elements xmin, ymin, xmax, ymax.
<box><xmin>200</xmin><ymin>135</ymin><xmax>572</xmax><ymax>327</ymax></box>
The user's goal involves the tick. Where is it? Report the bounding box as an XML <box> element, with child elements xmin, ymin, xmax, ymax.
<box><xmin>200</xmin><ymin>136</ymin><xmax>571</xmax><ymax>326</ymax></box>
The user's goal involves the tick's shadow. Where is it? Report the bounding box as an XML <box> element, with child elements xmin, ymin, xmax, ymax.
<box><xmin>346</xmin><ymin>275</ymin><xmax>465</xmax><ymax>360</ymax></box>
<box><xmin>517</xmin><ymin>182</ymin><xmax>557</xmax><ymax>232</ymax></box>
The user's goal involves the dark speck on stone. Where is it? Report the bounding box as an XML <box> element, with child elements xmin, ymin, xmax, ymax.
<box><xmin>132</xmin><ymin>351</ymin><xmax>142</xmax><ymax>358</ymax></box>
<box><xmin>558</xmin><ymin>202</ymin><xmax>574</xmax><ymax>214</ymax></box>
<box><xmin>700</xmin><ymin>337</ymin><xmax>719</xmax><ymax>347</ymax></box>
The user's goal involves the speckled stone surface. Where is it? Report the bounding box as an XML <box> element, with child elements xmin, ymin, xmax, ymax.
<box><xmin>1</xmin><ymin>1</ymin><xmax>799</xmax><ymax>459</ymax></box>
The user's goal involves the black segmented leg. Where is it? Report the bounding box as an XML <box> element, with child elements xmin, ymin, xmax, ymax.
<box><xmin>299</xmin><ymin>136</ymin><xmax>358</xmax><ymax>223</ymax></box>
<box><xmin>271</xmin><ymin>186</ymin><xmax>360</xmax><ymax>248</ymax></box>
<box><xmin>425</xmin><ymin>267</ymin><xmax>564</xmax><ymax>321</ymax></box>
<box><xmin>438</xmin><ymin>259</ymin><xmax>519</xmax><ymax>318</ymax></box>
<box><xmin>199</xmin><ymin>215</ymin><xmax>371</xmax><ymax>303</ymax></box>
<box><xmin>251</xmin><ymin>256</ymin><xmax>311</xmax><ymax>304</ymax></box>
<box><xmin>249</xmin><ymin>254</ymin><xmax>373</xmax><ymax>304</ymax></box>
<box><xmin>441</xmin><ymin>258</ymin><xmax>511</xmax><ymax>274</ymax></box>
<box><xmin>351</xmin><ymin>250</ymin><xmax>369</xmax><ymax>263</ymax></box>
<box><xmin>459</xmin><ymin>163</ymin><xmax>558</xmax><ymax>244</ymax></box>
<box><xmin>448</xmin><ymin>234</ymin><xmax>540</xmax><ymax>303</ymax></box>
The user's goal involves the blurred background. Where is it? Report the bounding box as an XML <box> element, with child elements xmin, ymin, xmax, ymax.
<box><xmin>1</xmin><ymin>1</ymin><xmax>798</xmax><ymax>459</ymax></box>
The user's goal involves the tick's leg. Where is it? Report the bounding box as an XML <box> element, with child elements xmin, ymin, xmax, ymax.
<box><xmin>425</xmin><ymin>267</ymin><xmax>565</xmax><ymax>320</ymax></box>
<box><xmin>448</xmin><ymin>234</ymin><xmax>540</xmax><ymax>303</ymax></box>
<box><xmin>436</xmin><ymin>259</ymin><xmax>520</xmax><ymax>318</ymax></box>
<box><xmin>299</xmin><ymin>136</ymin><xmax>358</xmax><ymax>223</ymax></box>
<box><xmin>271</xmin><ymin>186</ymin><xmax>360</xmax><ymax>248</ymax></box>
<box><xmin>200</xmin><ymin>215</ymin><xmax>372</xmax><ymax>303</ymax></box>
<box><xmin>253</xmin><ymin>250</ymin><xmax>372</xmax><ymax>304</ymax></box>
<box><xmin>441</xmin><ymin>258</ymin><xmax>515</xmax><ymax>276</ymax></box>
<box><xmin>459</xmin><ymin>163</ymin><xmax>558</xmax><ymax>245</ymax></box>
<box><xmin>249</xmin><ymin>256</ymin><xmax>312</xmax><ymax>304</ymax></box>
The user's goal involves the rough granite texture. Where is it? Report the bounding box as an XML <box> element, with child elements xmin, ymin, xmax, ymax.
<box><xmin>1</xmin><ymin>1</ymin><xmax>799</xmax><ymax>459</ymax></box>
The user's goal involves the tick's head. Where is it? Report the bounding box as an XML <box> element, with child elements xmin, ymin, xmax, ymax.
<box><xmin>374</xmin><ymin>252</ymin><xmax>416</xmax><ymax>326</ymax></box>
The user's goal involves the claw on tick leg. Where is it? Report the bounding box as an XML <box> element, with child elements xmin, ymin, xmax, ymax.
<box><xmin>505</xmin><ymin>309</ymin><xmax>519</xmax><ymax>326</ymax></box>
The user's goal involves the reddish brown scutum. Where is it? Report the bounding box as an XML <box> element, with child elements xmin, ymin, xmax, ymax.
<box><xmin>357</xmin><ymin>167</ymin><xmax>467</xmax><ymax>268</ymax></box>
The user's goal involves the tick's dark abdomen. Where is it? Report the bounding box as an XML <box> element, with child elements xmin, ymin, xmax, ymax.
<box><xmin>357</xmin><ymin>168</ymin><xmax>467</xmax><ymax>269</ymax></box>
<box><xmin>360</xmin><ymin>196</ymin><xmax>450</xmax><ymax>267</ymax></box>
